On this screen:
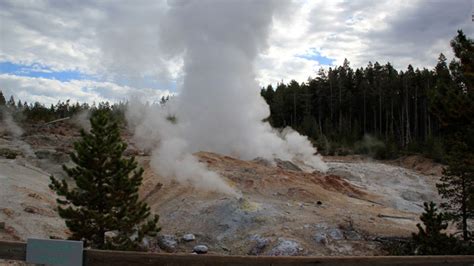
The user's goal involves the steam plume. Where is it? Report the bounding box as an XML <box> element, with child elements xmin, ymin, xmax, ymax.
<box><xmin>2</xmin><ymin>110</ymin><xmax>23</xmax><ymax>137</ymax></box>
<box><xmin>0</xmin><ymin>109</ymin><xmax>34</xmax><ymax>158</ymax></box>
<box><xmin>127</xmin><ymin>0</ymin><xmax>327</xmax><ymax>195</ymax></box>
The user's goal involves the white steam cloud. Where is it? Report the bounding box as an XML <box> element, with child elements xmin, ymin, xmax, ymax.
<box><xmin>1</xmin><ymin>110</ymin><xmax>23</xmax><ymax>138</ymax></box>
<box><xmin>0</xmin><ymin>109</ymin><xmax>35</xmax><ymax>158</ymax></box>
<box><xmin>126</xmin><ymin>0</ymin><xmax>327</xmax><ymax>195</ymax></box>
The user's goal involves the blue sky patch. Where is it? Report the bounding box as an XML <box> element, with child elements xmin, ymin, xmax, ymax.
<box><xmin>0</xmin><ymin>61</ymin><xmax>178</xmax><ymax>93</ymax></box>
<box><xmin>0</xmin><ymin>62</ymin><xmax>92</xmax><ymax>82</ymax></box>
<box><xmin>297</xmin><ymin>49</ymin><xmax>335</xmax><ymax>65</ymax></box>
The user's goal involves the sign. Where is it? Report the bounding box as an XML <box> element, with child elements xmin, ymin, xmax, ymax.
<box><xmin>26</xmin><ymin>238</ymin><xmax>83</xmax><ymax>266</ymax></box>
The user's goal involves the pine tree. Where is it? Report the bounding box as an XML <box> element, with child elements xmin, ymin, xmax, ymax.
<box><xmin>412</xmin><ymin>202</ymin><xmax>460</xmax><ymax>254</ymax></box>
<box><xmin>450</xmin><ymin>30</ymin><xmax>474</xmax><ymax>90</ymax></box>
<box><xmin>0</xmin><ymin>90</ymin><xmax>6</xmax><ymax>106</ymax></box>
<box><xmin>435</xmin><ymin>31</ymin><xmax>474</xmax><ymax>242</ymax></box>
<box><xmin>438</xmin><ymin>143</ymin><xmax>474</xmax><ymax>241</ymax></box>
<box><xmin>7</xmin><ymin>95</ymin><xmax>15</xmax><ymax>109</ymax></box>
<box><xmin>50</xmin><ymin>109</ymin><xmax>159</xmax><ymax>250</ymax></box>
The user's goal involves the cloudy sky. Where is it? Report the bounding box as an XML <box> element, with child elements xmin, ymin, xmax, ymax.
<box><xmin>0</xmin><ymin>0</ymin><xmax>472</xmax><ymax>105</ymax></box>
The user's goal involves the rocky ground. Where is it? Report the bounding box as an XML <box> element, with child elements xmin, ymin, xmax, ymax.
<box><xmin>0</xmin><ymin>119</ymin><xmax>443</xmax><ymax>256</ymax></box>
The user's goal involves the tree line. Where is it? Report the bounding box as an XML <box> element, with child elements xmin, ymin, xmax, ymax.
<box><xmin>0</xmin><ymin>92</ymin><xmax>127</xmax><ymax>125</ymax></box>
<box><xmin>261</xmin><ymin>34</ymin><xmax>472</xmax><ymax>161</ymax></box>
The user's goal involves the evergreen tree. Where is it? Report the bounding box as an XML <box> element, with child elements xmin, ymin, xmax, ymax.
<box><xmin>412</xmin><ymin>202</ymin><xmax>461</xmax><ymax>255</ymax></box>
<box><xmin>450</xmin><ymin>30</ymin><xmax>474</xmax><ymax>90</ymax></box>
<box><xmin>0</xmin><ymin>90</ymin><xmax>5</xmax><ymax>120</ymax></box>
<box><xmin>0</xmin><ymin>90</ymin><xmax>5</xmax><ymax>106</ymax></box>
<box><xmin>438</xmin><ymin>144</ymin><xmax>474</xmax><ymax>241</ymax></box>
<box><xmin>435</xmin><ymin>30</ymin><xmax>474</xmax><ymax>242</ymax></box>
<box><xmin>7</xmin><ymin>95</ymin><xmax>15</xmax><ymax>109</ymax></box>
<box><xmin>50</xmin><ymin>109</ymin><xmax>159</xmax><ymax>250</ymax></box>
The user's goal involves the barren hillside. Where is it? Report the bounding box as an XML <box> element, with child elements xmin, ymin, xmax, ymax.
<box><xmin>0</xmin><ymin>120</ymin><xmax>442</xmax><ymax>255</ymax></box>
<box><xmin>139</xmin><ymin>151</ymin><xmax>440</xmax><ymax>255</ymax></box>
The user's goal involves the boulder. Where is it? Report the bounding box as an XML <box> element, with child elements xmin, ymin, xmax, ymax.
<box><xmin>182</xmin><ymin>233</ymin><xmax>195</xmax><ymax>242</ymax></box>
<box><xmin>268</xmin><ymin>239</ymin><xmax>300</xmax><ymax>256</ymax></box>
<box><xmin>193</xmin><ymin>245</ymin><xmax>208</xmax><ymax>254</ymax></box>
<box><xmin>157</xmin><ymin>234</ymin><xmax>178</xmax><ymax>252</ymax></box>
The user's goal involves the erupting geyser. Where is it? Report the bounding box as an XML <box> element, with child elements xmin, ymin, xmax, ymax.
<box><xmin>127</xmin><ymin>0</ymin><xmax>327</xmax><ymax>195</ymax></box>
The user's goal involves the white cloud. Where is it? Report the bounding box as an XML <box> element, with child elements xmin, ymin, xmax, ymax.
<box><xmin>256</xmin><ymin>0</ymin><xmax>473</xmax><ymax>86</ymax></box>
<box><xmin>0</xmin><ymin>0</ymin><xmax>472</xmax><ymax>99</ymax></box>
<box><xmin>0</xmin><ymin>0</ymin><xmax>102</xmax><ymax>74</ymax></box>
<box><xmin>0</xmin><ymin>74</ymin><xmax>171</xmax><ymax>105</ymax></box>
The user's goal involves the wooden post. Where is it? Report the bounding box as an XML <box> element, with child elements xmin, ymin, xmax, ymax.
<box><xmin>0</xmin><ymin>241</ymin><xmax>26</xmax><ymax>261</ymax></box>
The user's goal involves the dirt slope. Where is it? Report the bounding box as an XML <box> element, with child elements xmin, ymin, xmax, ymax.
<box><xmin>0</xmin><ymin>158</ymin><xmax>68</xmax><ymax>241</ymax></box>
<box><xmin>140</xmin><ymin>152</ymin><xmax>439</xmax><ymax>255</ymax></box>
<box><xmin>0</xmin><ymin>120</ymin><xmax>441</xmax><ymax>256</ymax></box>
